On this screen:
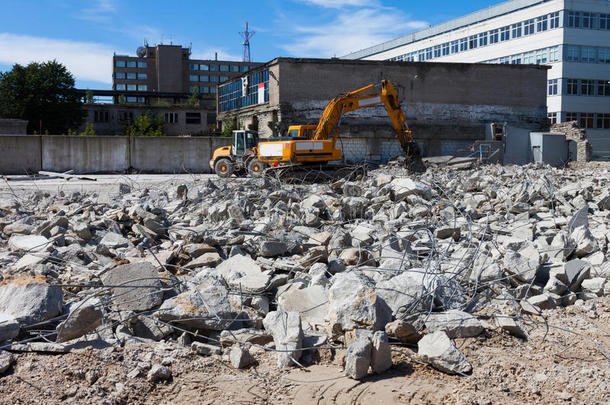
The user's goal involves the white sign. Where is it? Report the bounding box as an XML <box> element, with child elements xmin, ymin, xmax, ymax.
<box><xmin>259</xmin><ymin>143</ymin><xmax>283</xmax><ymax>157</ymax></box>
<box><xmin>257</xmin><ymin>83</ymin><xmax>265</xmax><ymax>104</ymax></box>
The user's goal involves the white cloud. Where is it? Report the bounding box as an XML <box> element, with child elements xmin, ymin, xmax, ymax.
<box><xmin>0</xmin><ymin>33</ymin><xmax>122</xmax><ymax>84</ymax></box>
<box><xmin>77</xmin><ymin>0</ymin><xmax>117</xmax><ymax>22</ymax></box>
<box><xmin>279</xmin><ymin>8</ymin><xmax>428</xmax><ymax>57</ymax></box>
<box><xmin>299</xmin><ymin>0</ymin><xmax>377</xmax><ymax>8</ymax></box>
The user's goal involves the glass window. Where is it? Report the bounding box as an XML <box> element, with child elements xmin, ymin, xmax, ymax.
<box><xmin>566</xmin><ymin>112</ymin><xmax>578</xmax><ymax>121</ymax></box>
<box><xmin>126</xmin><ymin>96</ymin><xmax>137</xmax><ymax>103</ymax></box>
<box><xmin>459</xmin><ymin>38</ymin><xmax>468</xmax><ymax>51</ymax></box>
<box><xmin>115</xmin><ymin>60</ymin><xmax>126</xmax><ymax>68</ymax></box>
<box><xmin>433</xmin><ymin>45</ymin><xmax>441</xmax><ymax>58</ymax></box>
<box><xmin>524</xmin><ymin>19</ymin><xmax>535</xmax><ymax>35</ymax></box>
<box><xmin>189</xmin><ymin>86</ymin><xmax>198</xmax><ymax>93</ymax></box>
<box><xmin>93</xmin><ymin>111</ymin><xmax>109</xmax><ymax>123</ymax></box>
<box><xmin>138</xmin><ymin>73</ymin><xmax>147</xmax><ymax>80</ymax></box>
<box><xmin>137</xmin><ymin>61</ymin><xmax>147</xmax><ymax>68</ymax></box>
<box><xmin>548</xmin><ymin>79</ymin><xmax>558</xmax><ymax>95</ymax></box>
<box><xmin>597</xmin><ymin>113</ymin><xmax>610</xmax><ymax>129</ymax></box>
<box><xmin>537</xmin><ymin>16</ymin><xmax>548</xmax><ymax>32</ymax></box>
<box><xmin>230</xmin><ymin>65</ymin><xmax>239</xmax><ymax>72</ymax></box>
<box><xmin>568</xmin><ymin>11</ymin><xmax>580</xmax><ymax>28</ymax></box>
<box><xmin>220</xmin><ymin>65</ymin><xmax>229</xmax><ymax>72</ymax></box>
<box><xmin>468</xmin><ymin>35</ymin><xmax>478</xmax><ymax>49</ymax></box>
<box><xmin>479</xmin><ymin>32</ymin><xmax>488</xmax><ymax>47</ymax></box>
<box><xmin>581</xmin><ymin>47</ymin><xmax>597</xmax><ymax>62</ymax></box>
<box><xmin>582</xmin><ymin>12</ymin><xmax>592</xmax><ymax>28</ymax></box>
<box><xmin>210</xmin><ymin>76</ymin><xmax>219</xmax><ymax>82</ymax></box>
<box><xmin>200</xmin><ymin>64</ymin><xmax>209</xmax><ymax>71</ymax></box>
<box><xmin>127</xmin><ymin>72</ymin><xmax>136</xmax><ymax>79</ymax></box>
<box><xmin>220</xmin><ymin>76</ymin><xmax>228</xmax><ymax>81</ymax></box>
<box><xmin>127</xmin><ymin>84</ymin><xmax>137</xmax><ymax>91</ymax></box>
<box><xmin>239</xmin><ymin>65</ymin><xmax>249</xmax><ymax>72</ymax></box>
<box><xmin>599</xmin><ymin>48</ymin><xmax>610</xmax><ymax>63</ymax></box>
<box><xmin>500</xmin><ymin>26</ymin><xmax>510</xmax><ymax>41</ymax></box>
<box><xmin>598</xmin><ymin>80</ymin><xmax>610</xmax><ymax>96</ymax></box>
<box><xmin>199</xmin><ymin>75</ymin><xmax>209</xmax><ymax>82</ymax></box>
<box><xmin>550</xmin><ymin>12</ymin><xmax>560</xmax><ymax>29</ymax></box>
<box><xmin>138</xmin><ymin>84</ymin><xmax>147</xmax><ymax>91</ymax></box>
<box><xmin>200</xmin><ymin>86</ymin><xmax>209</xmax><ymax>93</ymax></box>
<box><xmin>115</xmin><ymin>72</ymin><xmax>126</xmax><ymax>79</ymax></box>
<box><xmin>580</xmin><ymin>112</ymin><xmax>594</xmax><ymax>128</ymax></box>
<box><xmin>425</xmin><ymin>47</ymin><xmax>432</xmax><ymax>59</ymax></box>
<box><xmin>489</xmin><ymin>29</ymin><xmax>499</xmax><ymax>44</ymax></box>
<box><xmin>566</xmin><ymin>79</ymin><xmax>579</xmax><ymax>95</ymax></box>
<box><xmin>548</xmin><ymin>46</ymin><xmax>559</xmax><ymax>62</ymax></box>
<box><xmin>210</xmin><ymin>64</ymin><xmax>218</xmax><ymax>71</ymax></box>
<box><xmin>164</xmin><ymin>112</ymin><xmax>178</xmax><ymax>124</ymax></box>
<box><xmin>450</xmin><ymin>40</ymin><xmax>459</xmax><ymax>53</ymax></box>
<box><xmin>581</xmin><ymin>80</ymin><xmax>595</xmax><ymax>95</ymax></box>
<box><xmin>115</xmin><ymin>84</ymin><xmax>126</xmax><ymax>90</ymax></box>
<box><xmin>600</xmin><ymin>14</ymin><xmax>610</xmax><ymax>30</ymax></box>
<box><xmin>210</xmin><ymin>86</ymin><xmax>217</xmax><ymax>94</ymax></box>
<box><xmin>535</xmin><ymin>49</ymin><xmax>547</xmax><ymax>64</ymax></box>
<box><xmin>566</xmin><ymin>46</ymin><xmax>580</xmax><ymax>62</ymax></box>
<box><xmin>511</xmin><ymin>23</ymin><xmax>522</xmax><ymax>38</ymax></box>
<box><xmin>190</xmin><ymin>63</ymin><xmax>199</xmax><ymax>71</ymax></box>
<box><xmin>548</xmin><ymin>112</ymin><xmax>557</xmax><ymax>124</ymax></box>
<box><xmin>511</xmin><ymin>55</ymin><xmax>522</xmax><ymax>64</ymax></box>
<box><xmin>190</xmin><ymin>75</ymin><xmax>199</xmax><ymax>82</ymax></box>
<box><xmin>127</xmin><ymin>61</ymin><xmax>137</xmax><ymax>68</ymax></box>
<box><xmin>442</xmin><ymin>42</ymin><xmax>450</xmax><ymax>56</ymax></box>
<box><xmin>186</xmin><ymin>112</ymin><xmax>201</xmax><ymax>124</ymax></box>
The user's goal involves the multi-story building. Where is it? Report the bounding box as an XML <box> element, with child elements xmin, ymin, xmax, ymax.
<box><xmin>342</xmin><ymin>0</ymin><xmax>610</xmax><ymax>160</ymax></box>
<box><xmin>112</xmin><ymin>44</ymin><xmax>261</xmax><ymax>104</ymax></box>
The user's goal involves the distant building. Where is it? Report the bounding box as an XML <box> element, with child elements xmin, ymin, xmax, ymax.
<box><xmin>341</xmin><ymin>0</ymin><xmax>610</xmax><ymax>160</ymax></box>
<box><xmin>112</xmin><ymin>44</ymin><xmax>262</xmax><ymax>105</ymax></box>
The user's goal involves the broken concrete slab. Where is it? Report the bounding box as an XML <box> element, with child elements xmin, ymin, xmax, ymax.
<box><xmin>417</xmin><ymin>331</ymin><xmax>472</xmax><ymax>375</ymax></box>
<box><xmin>101</xmin><ymin>262</ymin><xmax>163</xmax><ymax>312</ymax></box>
<box><xmin>424</xmin><ymin>310</ymin><xmax>483</xmax><ymax>338</ymax></box>
<box><xmin>494</xmin><ymin>316</ymin><xmax>527</xmax><ymax>339</ymax></box>
<box><xmin>277</xmin><ymin>285</ymin><xmax>329</xmax><ymax>332</ymax></box>
<box><xmin>8</xmin><ymin>235</ymin><xmax>50</xmax><ymax>252</ymax></box>
<box><xmin>0</xmin><ymin>276</ymin><xmax>63</xmax><ymax>326</ymax></box>
<box><xmin>55</xmin><ymin>297</ymin><xmax>103</xmax><ymax>343</ymax></box>
<box><xmin>230</xmin><ymin>346</ymin><xmax>255</xmax><ymax>369</ymax></box>
<box><xmin>370</xmin><ymin>331</ymin><xmax>392</xmax><ymax>374</ymax></box>
<box><xmin>0</xmin><ymin>313</ymin><xmax>20</xmax><ymax>342</ymax></box>
<box><xmin>344</xmin><ymin>337</ymin><xmax>372</xmax><ymax>380</ymax></box>
<box><xmin>263</xmin><ymin>311</ymin><xmax>304</xmax><ymax>368</ymax></box>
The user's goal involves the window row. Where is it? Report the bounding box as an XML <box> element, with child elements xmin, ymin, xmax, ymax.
<box><xmin>562</xmin><ymin>79</ymin><xmax>610</xmax><ymax>96</ymax></box>
<box><xmin>566</xmin><ymin>11</ymin><xmax>610</xmax><ymax>30</ymax></box>
<box><xmin>115</xmin><ymin>60</ymin><xmax>147</xmax><ymax>68</ymax></box>
<box><xmin>115</xmin><ymin>72</ymin><xmax>147</xmax><ymax>80</ymax></box>
<box><xmin>189</xmin><ymin>63</ymin><xmax>251</xmax><ymax>72</ymax></box>
<box><xmin>218</xmin><ymin>69</ymin><xmax>270</xmax><ymax>112</ymax></box>
<box><xmin>189</xmin><ymin>86</ymin><xmax>217</xmax><ymax>94</ymax></box>
<box><xmin>189</xmin><ymin>75</ymin><xmax>229</xmax><ymax>83</ymax></box>
<box><xmin>563</xmin><ymin>112</ymin><xmax>610</xmax><ymax>129</ymax></box>
<box><xmin>482</xmin><ymin>46</ymin><xmax>560</xmax><ymax>65</ymax></box>
<box><xmin>162</xmin><ymin>112</ymin><xmax>202</xmax><ymax>125</ymax></box>
<box><xmin>564</xmin><ymin>45</ymin><xmax>610</xmax><ymax>63</ymax></box>
<box><xmin>93</xmin><ymin>110</ymin><xmax>202</xmax><ymax>124</ymax></box>
<box><xmin>388</xmin><ymin>11</ymin><xmax>560</xmax><ymax>62</ymax></box>
<box><xmin>115</xmin><ymin>84</ymin><xmax>148</xmax><ymax>91</ymax></box>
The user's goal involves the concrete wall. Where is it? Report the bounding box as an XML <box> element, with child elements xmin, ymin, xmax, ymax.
<box><xmin>218</xmin><ymin>58</ymin><xmax>549</xmax><ymax>157</ymax></box>
<box><xmin>0</xmin><ymin>135</ymin><xmax>41</xmax><ymax>174</ymax></box>
<box><xmin>0</xmin><ymin>135</ymin><xmax>232</xmax><ymax>174</ymax></box>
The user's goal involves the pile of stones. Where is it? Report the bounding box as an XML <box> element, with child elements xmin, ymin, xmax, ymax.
<box><xmin>0</xmin><ymin>161</ymin><xmax>608</xmax><ymax>379</ymax></box>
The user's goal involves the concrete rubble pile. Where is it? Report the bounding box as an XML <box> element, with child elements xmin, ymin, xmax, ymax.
<box><xmin>0</xmin><ymin>160</ymin><xmax>609</xmax><ymax>381</ymax></box>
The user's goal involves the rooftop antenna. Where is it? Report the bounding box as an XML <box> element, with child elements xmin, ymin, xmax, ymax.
<box><xmin>240</xmin><ymin>22</ymin><xmax>255</xmax><ymax>62</ymax></box>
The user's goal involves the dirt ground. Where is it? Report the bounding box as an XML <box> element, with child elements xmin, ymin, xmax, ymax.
<box><xmin>0</xmin><ymin>297</ymin><xmax>608</xmax><ymax>405</ymax></box>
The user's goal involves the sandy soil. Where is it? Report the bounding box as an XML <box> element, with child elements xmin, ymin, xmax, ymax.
<box><xmin>1</xmin><ymin>297</ymin><xmax>608</xmax><ymax>405</ymax></box>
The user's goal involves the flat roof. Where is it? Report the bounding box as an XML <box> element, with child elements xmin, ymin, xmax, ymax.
<box><xmin>341</xmin><ymin>0</ymin><xmax>551</xmax><ymax>59</ymax></box>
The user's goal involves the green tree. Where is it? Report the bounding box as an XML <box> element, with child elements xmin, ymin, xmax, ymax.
<box><xmin>118</xmin><ymin>94</ymin><xmax>126</xmax><ymax>104</ymax></box>
<box><xmin>126</xmin><ymin>111</ymin><xmax>166</xmax><ymax>137</ymax></box>
<box><xmin>188</xmin><ymin>87</ymin><xmax>201</xmax><ymax>106</ymax></box>
<box><xmin>80</xmin><ymin>123</ymin><xmax>95</xmax><ymax>136</ymax></box>
<box><xmin>0</xmin><ymin>60</ymin><xmax>85</xmax><ymax>134</ymax></box>
<box><xmin>222</xmin><ymin>118</ymin><xmax>238</xmax><ymax>137</ymax></box>
<box><xmin>85</xmin><ymin>89</ymin><xmax>94</xmax><ymax>104</ymax></box>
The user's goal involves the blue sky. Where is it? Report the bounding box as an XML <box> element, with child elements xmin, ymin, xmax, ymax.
<box><xmin>0</xmin><ymin>0</ymin><xmax>505</xmax><ymax>89</ymax></box>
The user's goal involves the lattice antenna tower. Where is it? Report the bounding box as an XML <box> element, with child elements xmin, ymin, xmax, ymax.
<box><xmin>240</xmin><ymin>22</ymin><xmax>255</xmax><ymax>62</ymax></box>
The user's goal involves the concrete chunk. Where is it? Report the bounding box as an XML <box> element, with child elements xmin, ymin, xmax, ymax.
<box><xmin>0</xmin><ymin>277</ymin><xmax>63</xmax><ymax>326</ymax></box>
<box><xmin>344</xmin><ymin>338</ymin><xmax>372</xmax><ymax>380</ymax></box>
<box><xmin>424</xmin><ymin>310</ymin><xmax>483</xmax><ymax>338</ymax></box>
<box><xmin>370</xmin><ymin>331</ymin><xmax>392</xmax><ymax>374</ymax></box>
<box><xmin>101</xmin><ymin>262</ymin><xmax>163</xmax><ymax>311</ymax></box>
<box><xmin>55</xmin><ymin>298</ymin><xmax>103</xmax><ymax>342</ymax></box>
<box><xmin>417</xmin><ymin>331</ymin><xmax>472</xmax><ymax>375</ymax></box>
<box><xmin>263</xmin><ymin>311</ymin><xmax>304</xmax><ymax>368</ymax></box>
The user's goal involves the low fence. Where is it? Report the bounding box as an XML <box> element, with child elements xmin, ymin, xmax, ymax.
<box><xmin>0</xmin><ymin>135</ymin><xmax>232</xmax><ymax>174</ymax></box>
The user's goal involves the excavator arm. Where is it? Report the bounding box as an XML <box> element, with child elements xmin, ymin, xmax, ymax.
<box><xmin>312</xmin><ymin>80</ymin><xmax>413</xmax><ymax>154</ymax></box>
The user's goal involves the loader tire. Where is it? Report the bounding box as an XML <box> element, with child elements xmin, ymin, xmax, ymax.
<box><xmin>247</xmin><ymin>159</ymin><xmax>266</xmax><ymax>176</ymax></box>
<box><xmin>214</xmin><ymin>158</ymin><xmax>234</xmax><ymax>178</ymax></box>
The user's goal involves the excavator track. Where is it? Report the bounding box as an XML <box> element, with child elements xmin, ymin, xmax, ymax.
<box><xmin>262</xmin><ymin>164</ymin><xmax>367</xmax><ymax>184</ymax></box>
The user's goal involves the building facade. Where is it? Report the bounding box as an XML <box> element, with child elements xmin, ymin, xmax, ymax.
<box><xmin>112</xmin><ymin>44</ymin><xmax>262</xmax><ymax>104</ymax></box>
<box><xmin>342</xmin><ymin>0</ymin><xmax>610</xmax><ymax>160</ymax></box>
<box><xmin>217</xmin><ymin>58</ymin><xmax>549</xmax><ymax>163</ymax></box>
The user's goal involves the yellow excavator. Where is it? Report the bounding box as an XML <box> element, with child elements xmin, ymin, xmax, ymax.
<box><xmin>210</xmin><ymin>80</ymin><xmax>422</xmax><ymax>178</ymax></box>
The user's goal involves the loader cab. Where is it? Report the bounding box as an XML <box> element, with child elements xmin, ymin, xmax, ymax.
<box><xmin>232</xmin><ymin>130</ymin><xmax>259</xmax><ymax>156</ymax></box>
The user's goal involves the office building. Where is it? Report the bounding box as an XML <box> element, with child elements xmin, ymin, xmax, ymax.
<box><xmin>342</xmin><ymin>0</ymin><xmax>610</xmax><ymax>159</ymax></box>
<box><xmin>112</xmin><ymin>44</ymin><xmax>262</xmax><ymax>104</ymax></box>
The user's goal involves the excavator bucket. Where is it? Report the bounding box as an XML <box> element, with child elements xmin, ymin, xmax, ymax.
<box><xmin>403</xmin><ymin>141</ymin><xmax>427</xmax><ymax>173</ymax></box>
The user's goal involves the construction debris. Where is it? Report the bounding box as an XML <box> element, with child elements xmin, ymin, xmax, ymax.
<box><xmin>0</xmin><ymin>159</ymin><xmax>609</xmax><ymax>393</ymax></box>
